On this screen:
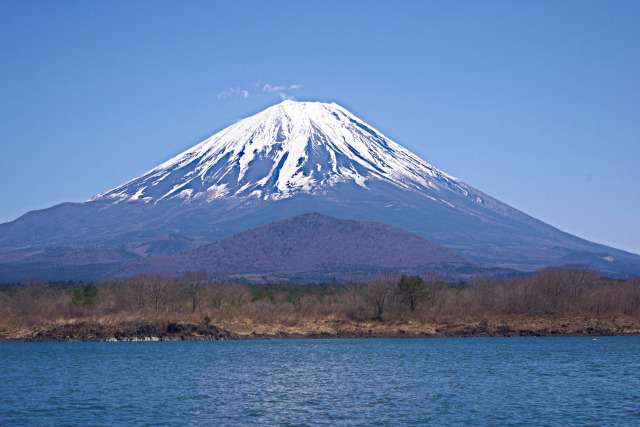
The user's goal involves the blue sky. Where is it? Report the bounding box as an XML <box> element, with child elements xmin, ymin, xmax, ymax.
<box><xmin>1</xmin><ymin>1</ymin><xmax>639</xmax><ymax>254</ymax></box>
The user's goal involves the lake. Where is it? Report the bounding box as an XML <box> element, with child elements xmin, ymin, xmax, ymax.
<box><xmin>1</xmin><ymin>337</ymin><xmax>639</xmax><ymax>425</ymax></box>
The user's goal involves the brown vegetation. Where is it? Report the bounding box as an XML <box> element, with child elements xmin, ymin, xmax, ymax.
<box><xmin>1</xmin><ymin>266</ymin><xmax>639</xmax><ymax>341</ymax></box>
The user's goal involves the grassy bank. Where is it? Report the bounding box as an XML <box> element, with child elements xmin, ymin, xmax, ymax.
<box><xmin>1</xmin><ymin>266</ymin><xmax>639</xmax><ymax>341</ymax></box>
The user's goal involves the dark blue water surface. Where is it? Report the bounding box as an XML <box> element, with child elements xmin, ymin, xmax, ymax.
<box><xmin>1</xmin><ymin>337</ymin><xmax>639</xmax><ymax>425</ymax></box>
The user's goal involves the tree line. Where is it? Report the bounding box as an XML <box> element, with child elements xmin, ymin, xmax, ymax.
<box><xmin>1</xmin><ymin>265</ymin><xmax>639</xmax><ymax>329</ymax></box>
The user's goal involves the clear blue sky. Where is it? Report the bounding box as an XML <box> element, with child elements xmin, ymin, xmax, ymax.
<box><xmin>1</xmin><ymin>1</ymin><xmax>639</xmax><ymax>254</ymax></box>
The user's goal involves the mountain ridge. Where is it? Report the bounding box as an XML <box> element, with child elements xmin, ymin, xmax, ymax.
<box><xmin>1</xmin><ymin>100</ymin><xmax>639</xmax><ymax>280</ymax></box>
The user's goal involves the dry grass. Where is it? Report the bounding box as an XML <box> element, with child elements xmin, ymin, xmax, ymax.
<box><xmin>1</xmin><ymin>267</ymin><xmax>639</xmax><ymax>340</ymax></box>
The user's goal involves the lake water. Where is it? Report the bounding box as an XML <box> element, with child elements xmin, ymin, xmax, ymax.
<box><xmin>1</xmin><ymin>337</ymin><xmax>639</xmax><ymax>425</ymax></box>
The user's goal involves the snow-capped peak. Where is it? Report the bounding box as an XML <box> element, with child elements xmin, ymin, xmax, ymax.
<box><xmin>90</xmin><ymin>100</ymin><xmax>480</xmax><ymax>205</ymax></box>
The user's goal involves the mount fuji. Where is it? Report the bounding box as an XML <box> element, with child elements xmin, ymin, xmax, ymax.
<box><xmin>1</xmin><ymin>100</ymin><xmax>639</xmax><ymax>281</ymax></box>
<box><xmin>90</xmin><ymin>100</ymin><xmax>482</xmax><ymax>207</ymax></box>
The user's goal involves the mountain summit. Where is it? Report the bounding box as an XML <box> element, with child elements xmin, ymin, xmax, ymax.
<box><xmin>91</xmin><ymin>101</ymin><xmax>492</xmax><ymax>209</ymax></box>
<box><xmin>2</xmin><ymin>100</ymin><xmax>640</xmax><ymax>279</ymax></box>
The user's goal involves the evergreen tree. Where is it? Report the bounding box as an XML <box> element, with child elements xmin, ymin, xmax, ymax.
<box><xmin>72</xmin><ymin>283</ymin><xmax>98</xmax><ymax>308</ymax></box>
<box><xmin>398</xmin><ymin>275</ymin><xmax>430</xmax><ymax>314</ymax></box>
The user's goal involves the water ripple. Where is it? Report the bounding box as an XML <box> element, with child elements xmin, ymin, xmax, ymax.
<box><xmin>1</xmin><ymin>337</ymin><xmax>639</xmax><ymax>425</ymax></box>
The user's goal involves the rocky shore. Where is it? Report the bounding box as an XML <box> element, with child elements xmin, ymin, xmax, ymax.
<box><xmin>1</xmin><ymin>318</ymin><xmax>638</xmax><ymax>342</ymax></box>
<box><xmin>0</xmin><ymin>322</ymin><xmax>234</xmax><ymax>342</ymax></box>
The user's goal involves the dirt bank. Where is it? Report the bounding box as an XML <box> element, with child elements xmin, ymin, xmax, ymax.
<box><xmin>1</xmin><ymin>317</ymin><xmax>638</xmax><ymax>342</ymax></box>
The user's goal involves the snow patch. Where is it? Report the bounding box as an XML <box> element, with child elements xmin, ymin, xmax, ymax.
<box><xmin>205</xmin><ymin>184</ymin><xmax>229</xmax><ymax>201</ymax></box>
<box><xmin>174</xmin><ymin>189</ymin><xmax>193</xmax><ymax>199</ymax></box>
<box><xmin>129</xmin><ymin>187</ymin><xmax>147</xmax><ymax>201</ymax></box>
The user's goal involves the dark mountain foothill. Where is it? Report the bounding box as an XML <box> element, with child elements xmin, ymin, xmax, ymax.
<box><xmin>108</xmin><ymin>213</ymin><xmax>485</xmax><ymax>281</ymax></box>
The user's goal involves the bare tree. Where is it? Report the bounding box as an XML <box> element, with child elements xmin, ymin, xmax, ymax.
<box><xmin>148</xmin><ymin>274</ymin><xmax>173</xmax><ymax>313</ymax></box>
<box><xmin>423</xmin><ymin>272</ymin><xmax>445</xmax><ymax>305</ymax></box>
<box><xmin>14</xmin><ymin>279</ymin><xmax>52</xmax><ymax>322</ymax></box>
<box><xmin>343</xmin><ymin>282</ymin><xmax>363</xmax><ymax>306</ymax></box>
<box><xmin>296</xmin><ymin>294</ymin><xmax>323</xmax><ymax>318</ymax></box>
<box><xmin>128</xmin><ymin>274</ymin><xmax>173</xmax><ymax>313</ymax></box>
<box><xmin>623</xmin><ymin>277</ymin><xmax>640</xmax><ymax>315</ymax></box>
<box><xmin>221</xmin><ymin>284</ymin><xmax>252</xmax><ymax>308</ymax></box>
<box><xmin>208</xmin><ymin>284</ymin><xmax>225</xmax><ymax>309</ymax></box>
<box><xmin>365</xmin><ymin>273</ymin><xmax>398</xmax><ymax>320</ymax></box>
<box><xmin>564</xmin><ymin>265</ymin><xmax>596</xmax><ymax>312</ymax></box>
<box><xmin>180</xmin><ymin>271</ymin><xmax>208</xmax><ymax>313</ymax></box>
<box><xmin>529</xmin><ymin>267</ymin><xmax>570</xmax><ymax>314</ymax></box>
<box><xmin>469</xmin><ymin>277</ymin><xmax>495</xmax><ymax>309</ymax></box>
<box><xmin>130</xmin><ymin>275</ymin><xmax>150</xmax><ymax>312</ymax></box>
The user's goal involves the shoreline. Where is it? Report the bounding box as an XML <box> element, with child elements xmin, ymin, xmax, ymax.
<box><xmin>2</xmin><ymin>318</ymin><xmax>639</xmax><ymax>342</ymax></box>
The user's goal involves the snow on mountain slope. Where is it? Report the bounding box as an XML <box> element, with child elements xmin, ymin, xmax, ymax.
<box><xmin>90</xmin><ymin>101</ymin><xmax>495</xmax><ymax>211</ymax></box>
<box><xmin>3</xmin><ymin>100</ymin><xmax>640</xmax><ymax>279</ymax></box>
